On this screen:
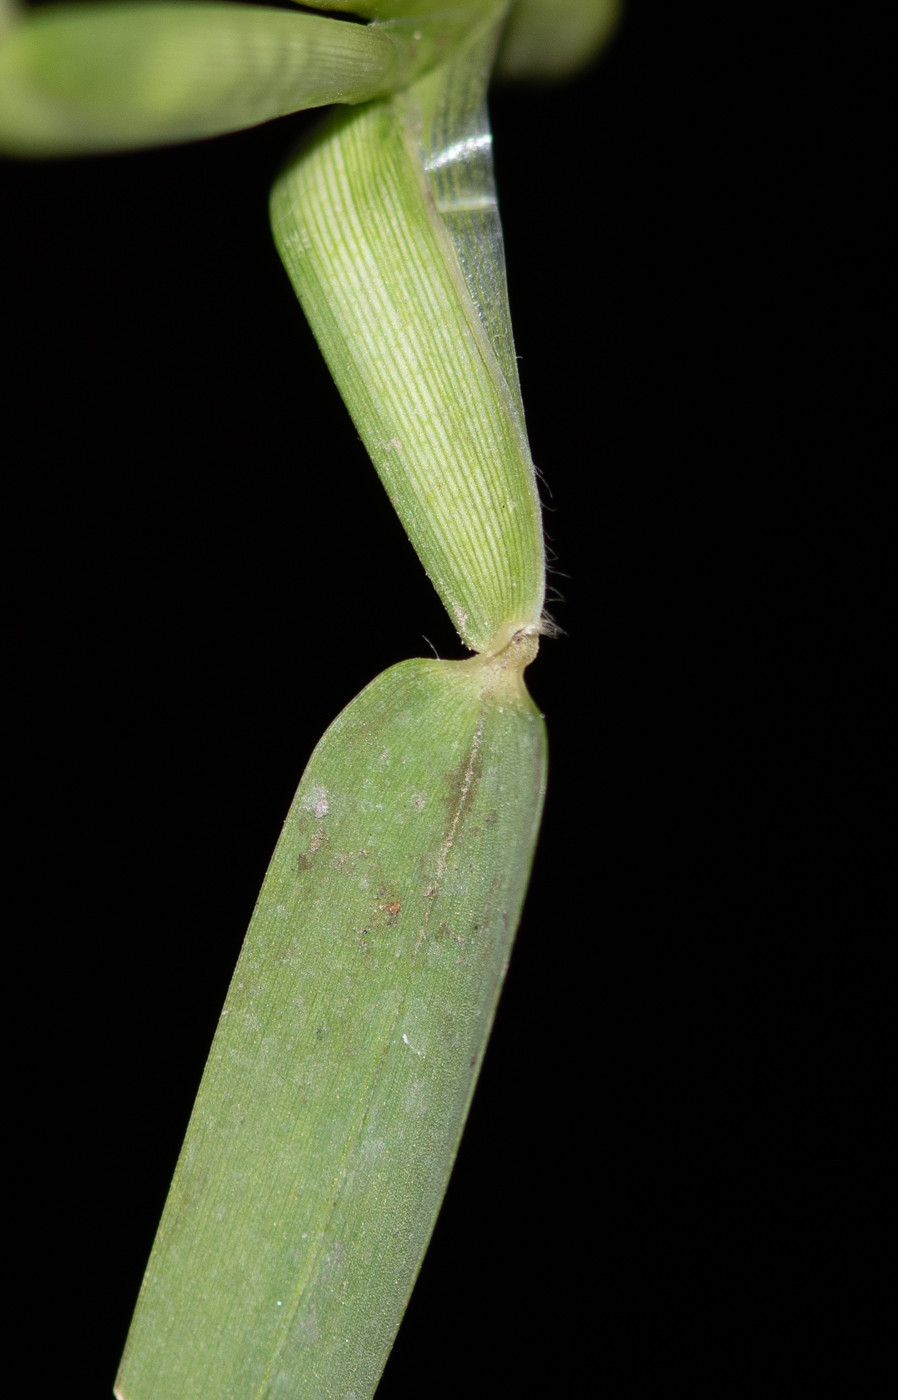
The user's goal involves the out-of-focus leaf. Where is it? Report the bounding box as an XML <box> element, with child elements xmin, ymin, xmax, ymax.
<box><xmin>294</xmin><ymin>0</ymin><xmax>488</xmax><ymax>18</ymax></box>
<box><xmin>0</xmin><ymin>3</ymin><xmax>410</xmax><ymax>156</ymax></box>
<box><xmin>0</xmin><ymin>0</ymin><xmax>18</xmax><ymax>43</ymax></box>
<box><xmin>496</xmin><ymin>0</ymin><xmax>622</xmax><ymax>81</ymax></box>
<box><xmin>116</xmin><ymin>643</ymin><xmax>546</xmax><ymax>1400</ymax></box>
<box><xmin>270</xmin><ymin>2</ymin><xmax>545</xmax><ymax>653</ymax></box>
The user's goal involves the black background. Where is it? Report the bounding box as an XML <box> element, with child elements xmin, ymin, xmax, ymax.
<box><xmin>2</xmin><ymin>2</ymin><xmax>883</xmax><ymax>1395</ymax></box>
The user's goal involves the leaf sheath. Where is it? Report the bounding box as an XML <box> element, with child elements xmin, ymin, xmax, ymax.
<box><xmin>270</xmin><ymin>83</ymin><xmax>545</xmax><ymax>652</ymax></box>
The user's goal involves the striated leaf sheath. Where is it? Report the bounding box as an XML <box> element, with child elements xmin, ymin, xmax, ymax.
<box><xmin>270</xmin><ymin>13</ymin><xmax>545</xmax><ymax>654</ymax></box>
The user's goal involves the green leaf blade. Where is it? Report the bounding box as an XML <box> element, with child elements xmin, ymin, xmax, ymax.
<box><xmin>116</xmin><ymin>643</ymin><xmax>546</xmax><ymax>1400</ymax></box>
<box><xmin>0</xmin><ymin>4</ymin><xmax>402</xmax><ymax>156</ymax></box>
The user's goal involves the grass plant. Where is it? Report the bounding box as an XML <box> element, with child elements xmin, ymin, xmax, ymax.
<box><xmin>0</xmin><ymin>3</ymin><xmax>620</xmax><ymax>1394</ymax></box>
